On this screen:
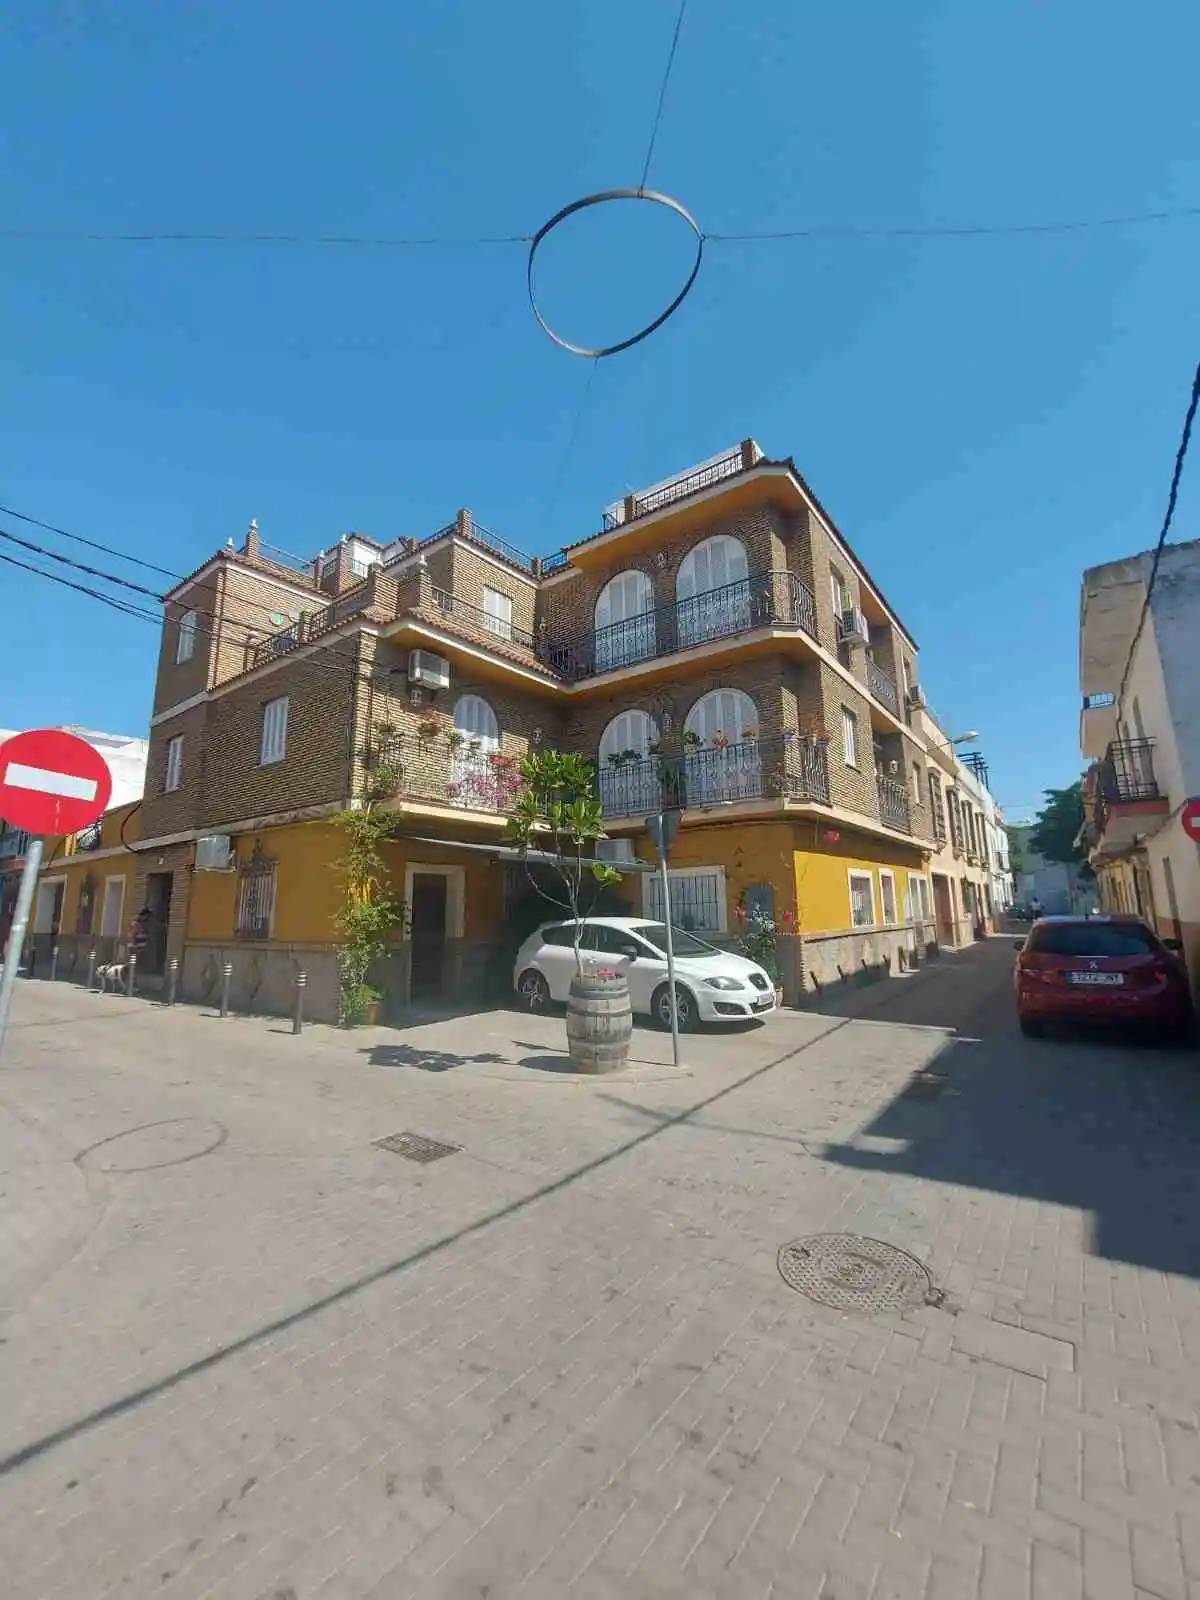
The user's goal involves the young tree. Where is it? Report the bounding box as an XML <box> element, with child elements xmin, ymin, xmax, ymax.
<box><xmin>1029</xmin><ymin>783</ymin><xmax>1092</xmax><ymax>875</ymax></box>
<box><xmin>503</xmin><ymin>750</ymin><xmax>621</xmax><ymax>976</ymax></box>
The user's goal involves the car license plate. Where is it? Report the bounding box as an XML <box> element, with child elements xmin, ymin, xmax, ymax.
<box><xmin>1067</xmin><ymin>972</ymin><xmax>1123</xmax><ymax>986</ymax></box>
<box><xmin>752</xmin><ymin>995</ymin><xmax>774</xmax><ymax>1011</ymax></box>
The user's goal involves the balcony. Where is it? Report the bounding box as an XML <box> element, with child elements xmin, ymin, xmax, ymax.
<box><xmin>429</xmin><ymin>588</ymin><xmax>535</xmax><ymax>652</ymax></box>
<box><xmin>601</xmin><ymin>446</ymin><xmax>750</xmax><ymax>530</ymax></box>
<box><xmin>539</xmin><ymin>570</ymin><xmax>818</xmax><ymax>681</ymax></box>
<box><xmin>1089</xmin><ymin>738</ymin><xmax>1168</xmax><ymax>858</ymax></box>
<box><xmin>598</xmin><ymin>734</ymin><xmax>830</xmax><ymax>821</ymax></box>
<box><xmin>0</xmin><ymin>828</ymin><xmax>29</xmax><ymax>862</ymax></box>
<box><xmin>876</xmin><ymin>775</ymin><xmax>912</xmax><ymax>834</ymax></box>
<box><xmin>371</xmin><ymin>735</ymin><xmax>525</xmax><ymax>817</ymax></box>
<box><xmin>866</xmin><ymin>658</ymin><xmax>900</xmax><ymax>717</ymax></box>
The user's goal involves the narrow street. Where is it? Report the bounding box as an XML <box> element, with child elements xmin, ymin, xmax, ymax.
<box><xmin>0</xmin><ymin>943</ymin><xmax>1198</xmax><ymax>1599</ymax></box>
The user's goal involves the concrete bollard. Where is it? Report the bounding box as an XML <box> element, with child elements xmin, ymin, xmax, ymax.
<box><xmin>50</xmin><ymin>945</ymin><xmax>59</xmax><ymax>982</ymax></box>
<box><xmin>167</xmin><ymin>957</ymin><xmax>179</xmax><ymax>1006</ymax></box>
<box><xmin>126</xmin><ymin>952</ymin><xmax>137</xmax><ymax>997</ymax></box>
<box><xmin>292</xmin><ymin>970</ymin><xmax>306</xmax><ymax>1036</ymax></box>
<box><xmin>86</xmin><ymin>948</ymin><xmax>96</xmax><ymax>990</ymax></box>
<box><xmin>219</xmin><ymin>961</ymin><xmax>232</xmax><ymax>1018</ymax></box>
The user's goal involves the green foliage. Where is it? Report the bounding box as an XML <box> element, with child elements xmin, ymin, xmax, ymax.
<box><xmin>333</xmin><ymin>796</ymin><xmax>403</xmax><ymax>1025</ymax></box>
<box><xmin>503</xmin><ymin>749</ymin><xmax>621</xmax><ymax>971</ymax></box>
<box><xmin>1029</xmin><ymin>783</ymin><xmax>1090</xmax><ymax>871</ymax></box>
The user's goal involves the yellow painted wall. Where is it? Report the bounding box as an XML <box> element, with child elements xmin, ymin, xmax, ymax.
<box><xmin>40</xmin><ymin>801</ymin><xmax>143</xmax><ymax>941</ymax></box>
<box><xmin>792</xmin><ymin>820</ymin><xmax>926</xmax><ymax>933</ymax></box>
<box><xmin>185</xmin><ymin>818</ymin><xmax>509</xmax><ymax>945</ymax></box>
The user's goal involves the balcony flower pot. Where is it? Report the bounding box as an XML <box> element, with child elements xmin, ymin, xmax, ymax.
<box><xmin>566</xmin><ymin>969</ymin><xmax>632</xmax><ymax>1074</ymax></box>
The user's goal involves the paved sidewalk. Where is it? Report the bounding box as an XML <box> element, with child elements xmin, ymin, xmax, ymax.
<box><xmin>0</xmin><ymin>946</ymin><xmax>1198</xmax><ymax>1598</ymax></box>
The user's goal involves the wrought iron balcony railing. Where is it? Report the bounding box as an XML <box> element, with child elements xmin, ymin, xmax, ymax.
<box><xmin>876</xmin><ymin>774</ymin><xmax>912</xmax><ymax>834</ymax></box>
<box><xmin>1098</xmin><ymin>738</ymin><xmax>1160</xmax><ymax>804</ymax></box>
<box><xmin>866</xmin><ymin>657</ymin><xmax>900</xmax><ymax>717</ymax></box>
<box><xmin>597</xmin><ymin>734</ymin><xmax>830</xmax><ymax>820</ymax></box>
<box><xmin>538</xmin><ymin>570</ymin><xmax>818</xmax><ymax>681</ymax></box>
<box><xmin>371</xmin><ymin>734</ymin><xmax>526</xmax><ymax>816</ymax></box>
<box><xmin>429</xmin><ymin>588</ymin><xmax>536</xmax><ymax>652</ymax></box>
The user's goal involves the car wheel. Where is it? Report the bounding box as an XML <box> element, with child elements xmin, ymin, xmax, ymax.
<box><xmin>653</xmin><ymin>982</ymin><xmax>698</xmax><ymax>1033</ymax></box>
<box><xmin>517</xmin><ymin>969</ymin><xmax>551</xmax><ymax>1012</ymax></box>
<box><xmin>1018</xmin><ymin>1016</ymin><xmax>1044</xmax><ymax>1038</ymax></box>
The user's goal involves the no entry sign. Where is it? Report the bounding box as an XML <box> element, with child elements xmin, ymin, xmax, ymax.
<box><xmin>1182</xmin><ymin>798</ymin><xmax>1200</xmax><ymax>844</ymax></box>
<box><xmin>0</xmin><ymin>728</ymin><xmax>113</xmax><ymax>836</ymax></box>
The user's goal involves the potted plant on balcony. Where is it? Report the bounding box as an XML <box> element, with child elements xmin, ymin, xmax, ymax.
<box><xmin>503</xmin><ymin>750</ymin><xmax>629</xmax><ymax>1074</ymax></box>
<box><xmin>445</xmin><ymin>728</ymin><xmax>465</xmax><ymax>752</ymax></box>
<box><xmin>682</xmin><ymin>729</ymin><xmax>703</xmax><ymax>751</ymax></box>
<box><xmin>416</xmin><ymin>717</ymin><xmax>440</xmax><ymax>744</ymax></box>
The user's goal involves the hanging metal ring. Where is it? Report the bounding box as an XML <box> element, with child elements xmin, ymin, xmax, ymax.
<box><xmin>527</xmin><ymin>188</ymin><xmax>704</xmax><ymax>358</ymax></box>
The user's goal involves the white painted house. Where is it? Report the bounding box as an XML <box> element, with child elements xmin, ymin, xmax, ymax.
<box><xmin>1079</xmin><ymin>539</ymin><xmax>1200</xmax><ymax>986</ymax></box>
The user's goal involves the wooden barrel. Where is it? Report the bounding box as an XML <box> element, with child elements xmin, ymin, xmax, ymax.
<box><xmin>566</xmin><ymin>971</ymin><xmax>633</xmax><ymax>1074</ymax></box>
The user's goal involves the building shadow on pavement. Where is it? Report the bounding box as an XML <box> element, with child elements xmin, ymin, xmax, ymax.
<box><xmin>822</xmin><ymin>1019</ymin><xmax>1200</xmax><ymax>1279</ymax></box>
<box><xmin>362</xmin><ymin>1044</ymin><xmax>508</xmax><ymax>1074</ymax></box>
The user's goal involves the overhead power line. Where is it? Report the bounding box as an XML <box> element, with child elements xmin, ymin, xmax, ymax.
<box><xmin>1114</xmin><ymin>357</ymin><xmax>1200</xmax><ymax>709</ymax></box>
<box><xmin>1</xmin><ymin>204</ymin><xmax>1195</xmax><ymax>250</ymax></box>
<box><xmin>705</xmin><ymin>205</ymin><xmax>1200</xmax><ymax>242</ymax></box>
<box><xmin>0</xmin><ymin>550</ymin><xmax>161</xmax><ymax>625</ymax></box>
<box><xmin>0</xmin><ymin>502</ymin><xmax>181</xmax><ymax>580</ymax></box>
<box><xmin>0</xmin><ymin>527</ymin><xmax>164</xmax><ymax>601</ymax></box>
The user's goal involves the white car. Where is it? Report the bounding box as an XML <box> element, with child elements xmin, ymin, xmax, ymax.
<box><xmin>513</xmin><ymin>915</ymin><xmax>776</xmax><ymax>1030</ymax></box>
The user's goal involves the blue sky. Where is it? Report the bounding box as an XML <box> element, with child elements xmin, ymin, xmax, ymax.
<box><xmin>2</xmin><ymin>0</ymin><xmax>1197</xmax><ymax>821</ymax></box>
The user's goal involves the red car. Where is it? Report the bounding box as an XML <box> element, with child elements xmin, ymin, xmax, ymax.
<box><xmin>1013</xmin><ymin>915</ymin><xmax>1193</xmax><ymax>1041</ymax></box>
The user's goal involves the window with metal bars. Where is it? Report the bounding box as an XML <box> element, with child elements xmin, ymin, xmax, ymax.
<box><xmin>236</xmin><ymin>860</ymin><xmax>277</xmax><ymax>940</ymax></box>
<box><xmin>644</xmin><ymin>867</ymin><xmax>726</xmax><ymax>934</ymax></box>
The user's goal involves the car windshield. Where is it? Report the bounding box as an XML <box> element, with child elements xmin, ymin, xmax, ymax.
<box><xmin>1027</xmin><ymin>922</ymin><xmax>1158</xmax><ymax>958</ymax></box>
<box><xmin>632</xmin><ymin>923</ymin><xmax>719</xmax><ymax>958</ymax></box>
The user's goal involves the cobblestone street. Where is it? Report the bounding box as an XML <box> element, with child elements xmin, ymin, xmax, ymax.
<box><xmin>1</xmin><ymin>940</ymin><xmax>1199</xmax><ymax>1599</ymax></box>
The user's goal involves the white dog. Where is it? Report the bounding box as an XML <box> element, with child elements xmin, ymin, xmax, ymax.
<box><xmin>95</xmin><ymin>961</ymin><xmax>128</xmax><ymax>994</ymax></box>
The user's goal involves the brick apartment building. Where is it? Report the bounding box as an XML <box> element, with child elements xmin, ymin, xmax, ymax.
<box><xmin>26</xmin><ymin>440</ymin><xmax>999</xmax><ymax>1020</ymax></box>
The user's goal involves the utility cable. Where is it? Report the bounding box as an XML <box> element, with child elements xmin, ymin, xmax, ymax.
<box><xmin>638</xmin><ymin>0</ymin><xmax>689</xmax><ymax>193</ymax></box>
<box><xmin>2</xmin><ymin>203</ymin><xmax>1196</xmax><ymax>250</ymax></box>
<box><xmin>0</xmin><ymin>502</ymin><xmax>181</xmax><ymax>580</ymax></box>
<box><xmin>706</xmin><ymin>205</ymin><xmax>1200</xmax><ymax>242</ymax></box>
<box><xmin>0</xmin><ymin>527</ymin><xmax>164</xmax><ymax>602</ymax></box>
<box><xmin>0</xmin><ymin>550</ymin><xmax>162</xmax><ymax>624</ymax></box>
<box><xmin>1113</xmin><ymin>357</ymin><xmax>1200</xmax><ymax>710</ymax></box>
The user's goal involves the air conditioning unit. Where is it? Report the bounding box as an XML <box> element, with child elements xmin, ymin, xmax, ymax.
<box><xmin>408</xmin><ymin>649</ymin><xmax>450</xmax><ymax>689</ymax></box>
<box><xmin>840</xmin><ymin>608</ymin><xmax>869</xmax><ymax>645</ymax></box>
<box><xmin>906</xmin><ymin>684</ymin><xmax>928</xmax><ymax>710</ymax></box>
<box><xmin>195</xmin><ymin>834</ymin><xmax>235</xmax><ymax>871</ymax></box>
<box><xmin>596</xmin><ymin>839</ymin><xmax>635</xmax><ymax>864</ymax></box>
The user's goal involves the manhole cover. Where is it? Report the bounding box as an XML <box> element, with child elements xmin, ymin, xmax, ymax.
<box><xmin>374</xmin><ymin>1131</ymin><xmax>460</xmax><ymax>1163</ymax></box>
<box><xmin>777</xmin><ymin>1234</ymin><xmax>935</xmax><ymax>1314</ymax></box>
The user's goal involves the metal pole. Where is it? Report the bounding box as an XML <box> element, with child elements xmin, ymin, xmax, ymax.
<box><xmin>219</xmin><ymin>961</ymin><xmax>232</xmax><ymax>1018</ymax></box>
<box><xmin>292</xmin><ymin>970</ymin><xmax>306</xmax><ymax>1035</ymax></box>
<box><xmin>126</xmin><ymin>951</ymin><xmax>137</xmax><ymax>997</ymax></box>
<box><xmin>50</xmin><ymin>944</ymin><xmax>59</xmax><ymax>982</ymax></box>
<box><xmin>657</xmin><ymin>851</ymin><xmax>681</xmax><ymax>1069</ymax></box>
<box><xmin>167</xmin><ymin>958</ymin><xmax>178</xmax><ymax>1006</ymax></box>
<box><xmin>86</xmin><ymin>947</ymin><xmax>96</xmax><ymax>991</ymax></box>
<box><xmin>0</xmin><ymin>836</ymin><xmax>44</xmax><ymax>1056</ymax></box>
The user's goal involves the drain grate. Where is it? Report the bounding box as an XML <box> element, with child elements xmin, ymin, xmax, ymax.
<box><xmin>777</xmin><ymin>1234</ymin><xmax>936</xmax><ymax>1315</ymax></box>
<box><xmin>374</xmin><ymin>1131</ymin><xmax>460</xmax><ymax>1163</ymax></box>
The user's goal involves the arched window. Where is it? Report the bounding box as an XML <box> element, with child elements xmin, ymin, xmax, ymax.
<box><xmin>452</xmin><ymin>693</ymin><xmax>499</xmax><ymax>748</ymax></box>
<box><xmin>594</xmin><ymin>570</ymin><xmax>655</xmax><ymax>671</ymax></box>
<box><xmin>683</xmin><ymin>688</ymin><xmax>761</xmax><ymax>805</ymax></box>
<box><xmin>675</xmin><ymin>536</ymin><xmax>750</xmax><ymax>648</ymax></box>
<box><xmin>597</xmin><ymin>709</ymin><xmax>660</xmax><ymax>820</ymax></box>
<box><xmin>450</xmin><ymin>694</ymin><xmax>499</xmax><ymax>810</ymax></box>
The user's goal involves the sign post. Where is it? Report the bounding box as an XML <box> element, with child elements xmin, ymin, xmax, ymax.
<box><xmin>647</xmin><ymin>808</ymin><xmax>683</xmax><ymax>1068</ymax></box>
<box><xmin>0</xmin><ymin>730</ymin><xmax>113</xmax><ymax>1055</ymax></box>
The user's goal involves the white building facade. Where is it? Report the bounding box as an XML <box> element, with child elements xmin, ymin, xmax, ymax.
<box><xmin>1079</xmin><ymin>540</ymin><xmax>1200</xmax><ymax>989</ymax></box>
